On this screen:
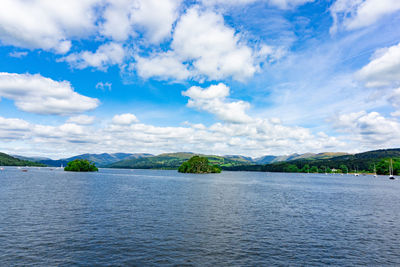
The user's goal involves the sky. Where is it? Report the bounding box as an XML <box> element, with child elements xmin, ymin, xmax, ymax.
<box><xmin>0</xmin><ymin>0</ymin><xmax>400</xmax><ymax>159</ymax></box>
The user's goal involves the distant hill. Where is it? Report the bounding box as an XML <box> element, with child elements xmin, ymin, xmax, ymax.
<box><xmin>0</xmin><ymin>152</ymin><xmax>46</xmax><ymax>167</ymax></box>
<box><xmin>108</xmin><ymin>152</ymin><xmax>252</xmax><ymax>169</ymax></box>
<box><xmin>253</xmin><ymin>152</ymin><xmax>348</xmax><ymax>164</ymax></box>
<box><xmin>38</xmin><ymin>153</ymin><xmax>153</xmax><ymax>167</ymax></box>
<box><xmin>225</xmin><ymin>148</ymin><xmax>400</xmax><ymax>173</ymax></box>
<box><xmin>13</xmin><ymin>155</ymin><xmax>52</xmax><ymax>162</ymax></box>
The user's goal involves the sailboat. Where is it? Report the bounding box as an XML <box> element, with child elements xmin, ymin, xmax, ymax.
<box><xmin>389</xmin><ymin>159</ymin><xmax>395</xmax><ymax>180</ymax></box>
<box><xmin>373</xmin><ymin>164</ymin><xmax>377</xmax><ymax>178</ymax></box>
<box><xmin>354</xmin><ymin>166</ymin><xmax>359</xmax><ymax>176</ymax></box>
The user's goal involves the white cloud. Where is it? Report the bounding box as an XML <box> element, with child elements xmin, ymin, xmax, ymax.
<box><xmin>135</xmin><ymin>7</ymin><xmax>266</xmax><ymax>82</ymax></box>
<box><xmin>389</xmin><ymin>88</ymin><xmax>400</xmax><ymax>107</ymax></box>
<box><xmin>112</xmin><ymin>113</ymin><xmax>139</xmax><ymax>125</ymax></box>
<box><xmin>135</xmin><ymin>52</ymin><xmax>190</xmax><ymax>80</ymax></box>
<box><xmin>101</xmin><ymin>0</ymin><xmax>181</xmax><ymax>43</ymax></box>
<box><xmin>0</xmin><ymin>116</ymin><xmax>30</xmax><ymax>140</ymax></box>
<box><xmin>96</xmin><ymin>82</ymin><xmax>112</xmax><ymax>91</ymax></box>
<box><xmin>62</xmin><ymin>42</ymin><xmax>125</xmax><ymax>70</ymax></box>
<box><xmin>201</xmin><ymin>0</ymin><xmax>314</xmax><ymax>9</ymax></box>
<box><xmin>0</xmin><ymin>0</ymin><xmax>99</xmax><ymax>53</ymax></box>
<box><xmin>8</xmin><ymin>51</ymin><xmax>28</xmax><ymax>58</ymax></box>
<box><xmin>0</xmin><ymin>73</ymin><xmax>99</xmax><ymax>115</ymax></box>
<box><xmin>330</xmin><ymin>0</ymin><xmax>400</xmax><ymax>34</ymax></box>
<box><xmin>332</xmin><ymin>111</ymin><xmax>400</xmax><ymax>147</ymax></box>
<box><xmin>183</xmin><ymin>83</ymin><xmax>253</xmax><ymax>124</ymax></box>
<box><xmin>356</xmin><ymin>42</ymin><xmax>400</xmax><ymax>88</ymax></box>
<box><xmin>67</xmin><ymin>115</ymin><xmax>95</xmax><ymax>125</ymax></box>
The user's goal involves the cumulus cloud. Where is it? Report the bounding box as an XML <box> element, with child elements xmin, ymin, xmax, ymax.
<box><xmin>0</xmin><ymin>0</ymin><xmax>99</xmax><ymax>53</ymax></box>
<box><xmin>356</xmin><ymin>42</ymin><xmax>400</xmax><ymax>88</ymax></box>
<box><xmin>332</xmin><ymin>111</ymin><xmax>400</xmax><ymax>147</ymax></box>
<box><xmin>0</xmin><ymin>116</ymin><xmax>30</xmax><ymax>140</ymax></box>
<box><xmin>135</xmin><ymin>52</ymin><xmax>190</xmax><ymax>80</ymax></box>
<box><xmin>135</xmin><ymin>7</ymin><xmax>266</xmax><ymax>82</ymax></box>
<box><xmin>182</xmin><ymin>83</ymin><xmax>252</xmax><ymax>123</ymax></box>
<box><xmin>0</xmin><ymin>73</ymin><xmax>99</xmax><ymax>115</ymax></box>
<box><xmin>67</xmin><ymin>115</ymin><xmax>95</xmax><ymax>125</ymax></box>
<box><xmin>62</xmin><ymin>42</ymin><xmax>125</xmax><ymax>70</ymax></box>
<box><xmin>0</xmin><ymin>110</ymin><xmax>345</xmax><ymax>158</ymax></box>
<box><xmin>112</xmin><ymin>113</ymin><xmax>139</xmax><ymax>125</ymax></box>
<box><xmin>330</xmin><ymin>0</ymin><xmax>400</xmax><ymax>34</ymax></box>
<box><xmin>101</xmin><ymin>0</ymin><xmax>181</xmax><ymax>43</ymax></box>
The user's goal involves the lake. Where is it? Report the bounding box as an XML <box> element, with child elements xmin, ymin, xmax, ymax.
<box><xmin>0</xmin><ymin>167</ymin><xmax>399</xmax><ymax>266</ymax></box>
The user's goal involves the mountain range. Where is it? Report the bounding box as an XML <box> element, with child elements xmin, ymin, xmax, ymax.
<box><xmin>12</xmin><ymin>151</ymin><xmax>349</xmax><ymax>169</ymax></box>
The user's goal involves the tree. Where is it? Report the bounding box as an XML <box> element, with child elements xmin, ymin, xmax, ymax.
<box><xmin>300</xmin><ymin>164</ymin><xmax>310</xmax><ymax>173</ymax></box>
<box><xmin>178</xmin><ymin>156</ymin><xmax>221</xmax><ymax>173</ymax></box>
<box><xmin>64</xmin><ymin>159</ymin><xmax>98</xmax><ymax>172</ymax></box>
<box><xmin>310</xmin><ymin>166</ymin><xmax>318</xmax><ymax>173</ymax></box>
<box><xmin>376</xmin><ymin>158</ymin><xmax>400</xmax><ymax>175</ymax></box>
<box><xmin>339</xmin><ymin>164</ymin><xmax>348</xmax><ymax>174</ymax></box>
<box><xmin>284</xmin><ymin>164</ymin><xmax>299</xmax><ymax>173</ymax></box>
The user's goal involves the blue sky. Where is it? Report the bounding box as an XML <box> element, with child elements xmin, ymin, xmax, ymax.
<box><xmin>0</xmin><ymin>0</ymin><xmax>400</xmax><ymax>158</ymax></box>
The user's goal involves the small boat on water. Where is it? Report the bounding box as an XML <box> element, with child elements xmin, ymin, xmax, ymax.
<box><xmin>389</xmin><ymin>159</ymin><xmax>395</xmax><ymax>180</ymax></box>
<box><xmin>354</xmin><ymin>166</ymin><xmax>359</xmax><ymax>176</ymax></box>
<box><xmin>21</xmin><ymin>169</ymin><xmax>28</xmax><ymax>172</ymax></box>
<box><xmin>373</xmin><ymin>164</ymin><xmax>377</xmax><ymax>178</ymax></box>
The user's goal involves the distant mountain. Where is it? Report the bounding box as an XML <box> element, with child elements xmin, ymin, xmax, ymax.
<box><xmin>225</xmin><ymin>148</ymin><xmax>400</xmax><ymax>173</ymax></box>
<box><xmin>108</xmin><ymin>152</ymin><xmax>252</xmax><ymax>169</ymax></box>
<box><xmin>0</xmin><ymin>152</ymin><xmax>46</xmax><ymax>167</ymax></box>
<box><xmin>254</xmin><ymin>152</ymin><xmax>348</xmax><ymax>164</ymax></box>
<box><xmin>222</xmin><ymin>155</ymin><xmax>254</xmax><ymax>163</ymax></box>
<box><xmin>38</xmin><ymin>153</ymin><xmax>153</xmax><ymax>167</ymax></box>
<box><xmin>13</xmin><ymin>155</ymin><xmax>52</xmax><ymax>162</ymax></box>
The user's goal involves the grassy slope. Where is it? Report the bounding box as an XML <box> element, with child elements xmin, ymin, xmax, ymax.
<box><xmin>0</xmin><ymin>152</ymin><xmax>46</xmax><ymax>167</ymax></box>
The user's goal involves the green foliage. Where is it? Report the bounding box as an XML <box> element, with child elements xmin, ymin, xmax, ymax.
<box><xmin>64</xmin><ymin>159</ymin><xmax>98</xmax><ymax>172</ymax></box>
<box><xmin>224</xmin><ymin>149</ymin><xmax>400</xmax><ymax>174</ymax></box>
<box><xmin>284</xmin><ymin>164</ymin><xmax>299</xmax><ymax>173</ymax></box>
<box><xmin>340</xmin><ymin>164</ymin><xmax>348</xmax><ymax>173</ymax></box>
<box><xmin>300</xmin><ymin>164</ymin><xmax>310</xmax><ymax>173</ymax></box>
<box><xmin>0</xmin><ymin>152</ymin><xmax>46</xmax><ymax>167</ymax></box>
<box><xmin>178</xmin><ymin>156</ymin><xmax>221</xmax><ymax>174</ymax></box>
<box><xmin>376</xmin><ymin>158</ymin><xmax>400</xmax><ymax>175</ymax></box>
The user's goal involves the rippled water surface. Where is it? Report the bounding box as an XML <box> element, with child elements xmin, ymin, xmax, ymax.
<box><xmin>1</xmin><ymin>167</ymin><xmax>400</xmax><ymax>266</ymax></box>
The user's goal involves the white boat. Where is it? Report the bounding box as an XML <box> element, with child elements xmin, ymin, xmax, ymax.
<box><xmin>389</xmin><ymin>159</ymin><xmax>395</xmax><ymax>180</ymax></box>
<box><xmin>354</xmin><ymin>166</ymin><xmax>359</xmax><ymax>176</ymax></box>
<box><xmin>373</xmin><ymin>164</ymin><xmax>377</xmax><ymax>177</ymax></box>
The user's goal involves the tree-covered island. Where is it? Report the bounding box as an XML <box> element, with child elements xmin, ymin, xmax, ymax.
<box><xmin>64</xmin><ymin>159</ymin><xmax>99</xmax><ymax>172</ymax></box>
<box><xmin>178</xmin><ymin>156</ymin><xmax>221</xmax><ymax>173</ymax></box>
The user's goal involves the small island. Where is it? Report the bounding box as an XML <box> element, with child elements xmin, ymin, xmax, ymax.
<box><xmin>178</xmin><ymin>156</ymin><xmax>221</xmax><ymax>173</ymax></box>
<box><xmin>64</xmin><ymin>159</ymin><xmax>98</xmax><ymax>172</ymax></box>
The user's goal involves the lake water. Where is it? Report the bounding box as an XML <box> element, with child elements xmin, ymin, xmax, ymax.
<box><xmin>0</xmin><ymin>167</ymin><xmax>399</xmax><ymax>266</ymax></box>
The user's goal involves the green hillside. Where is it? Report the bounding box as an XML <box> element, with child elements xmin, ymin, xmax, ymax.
<box><xmin>0</xmin><ymin>152</ymin><xmax>46</xmax><ymax>167</ymax></box>
<box><xmin>225</xmin><ymin>148</ymin><xmax>400</xmax><ymax>174</ymax></box>
<box><xmin>108</xmin><ymin>152</ymin><xmax>252</xmax><ymax>169</ymax></box>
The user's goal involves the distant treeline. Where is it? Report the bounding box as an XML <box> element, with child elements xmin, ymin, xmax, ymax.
<box><xmin>0</xmin><ymin>153</ymin><xmax>46</xmax><ymax>167</ymax></box>
<box><xmin>224</xmin><ymin>157</ymin><xmax>400</xmax><ymax>175</ymax></box>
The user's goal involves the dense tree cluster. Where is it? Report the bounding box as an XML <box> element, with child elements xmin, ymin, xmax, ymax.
<box><xmin>178</xmin><ymin>156</ymin><xmax>221</xmax><ymax>173</ymax></box>
<box><xmin>224</xmin><ymin>156</ymin><xmax>400</xmax><ymax>175</ymax></box>
<box><xmin>376</xmin><ymin>158</ymin><xmax>400</xmax><ymax>175</ymax></box>
<box><xmin>64</xmin><ymin>159</ymin><xmax>98</xmax><ymax>172</ymax></box>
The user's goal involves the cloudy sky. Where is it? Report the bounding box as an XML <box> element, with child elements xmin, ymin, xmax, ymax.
<box><xmin>0</xmin><ymin>0</ymin><xmax>400</xmax><ymax>158</ymax></box>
